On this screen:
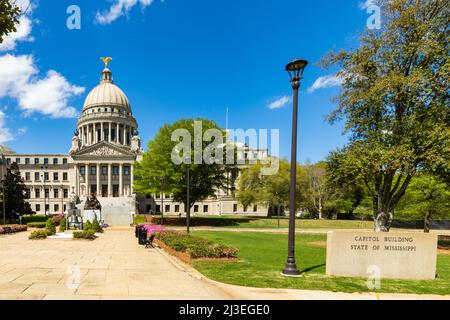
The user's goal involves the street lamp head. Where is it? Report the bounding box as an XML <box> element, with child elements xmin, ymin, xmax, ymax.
<box><xmin>285</xmin><ymin>59</ymin><xmax>308</xmax><ymax>80</ymax></box>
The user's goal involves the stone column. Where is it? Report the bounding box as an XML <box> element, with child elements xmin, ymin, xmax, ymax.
<box><xmin>74</xmin><ymin>164</ymin><xmax>78</xmax><ymax>195</ymax></box>
<box><xmin>101</xmin><ymin>122</ymin><xmax>104</xmax><ymax>142</ymax></box>
<box><xmin>123</xmin><ymin>125</ymin><xmax>127</xmax><ymax>146</ymax></box>
<box><xmin>109</xmin><ymin>122</ymin><xmax>112</xmax><ymax>143</ymax></box>
<box><xmin>87</xmin><ymin>125</ymin><xmax>91</xmax><ymax>145</ymax></box>
<box><xmin>95</xmin><ymin>123</ymin><xmax>99</xmax><ymax>143</ymax></box>
<box><xmin>96</xmin><ymin>163</ymin><xmax>100</xmax><ymax>197</ymax></box>
<box><xmin>119</xmin><ymin>164</ymin><xmax>123</xmax><ymax>196</ymax></box>
<box><xmin>130</xmin><ymin>164</ymin><xmax>134</xmax><ymax>195</ymax></box>
<box><xmin>108</xmin><ymin>163</ymin><xmax>112</xmax><ymax>197</ymax></box>
<box><xmin>116</xmin><ymin>123</ymin><xmax>119</xmax><ymax>144</ymax></box>
<box><xmin>85</xmin><ymin>164</ymin><xmax>90</xmax><ymax>196</ymax></box>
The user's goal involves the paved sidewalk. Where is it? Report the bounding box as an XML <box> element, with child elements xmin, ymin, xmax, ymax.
<box><xmin>0</xmin><ymin>228</ymin><xmax>231</xmax><ymax>300</ymax></box>
<box><xmin>0</xmin><ymin>227</ymin><xmax>449</xmax><ymax>300</ymax></box>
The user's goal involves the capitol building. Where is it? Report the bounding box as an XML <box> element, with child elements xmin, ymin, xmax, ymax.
<box><xmin>1</xmin><ymin>61</ymin><xmax>269</xmax><ymax>225</ymax></box>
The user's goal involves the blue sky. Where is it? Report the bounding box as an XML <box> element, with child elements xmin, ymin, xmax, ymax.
<box><xmin>0</xmin><ymin>0</ymin><xmax>371</xmax><ymax>163</ymax></box>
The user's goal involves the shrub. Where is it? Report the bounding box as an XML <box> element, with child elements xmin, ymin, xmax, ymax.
<box><xmin>45</xmin><ymin>218</ymin><xmax>56</xmax><ymax>236</ymax></box>
<box><xmin>84</xmin><ymin>220</ymin><xmax>92</xmax><ymax>231</ymax></box>
<box><xmin>91</xmin><ymin>219</ymin><xmax>103</xmax><ymax>233</ymax></box>
<box><xmin>27</xmin><ymin>222</ymin><xmax>46</xmax><ymax>228</ymax></box>
<box><xmin>51</xmin><ymin>214</ymin><xmax>65</xmax><ymax>226</ymax></box>
<box><xmin>22</xmin><ymin>214</ymin><xmax>49</xmax><ymax>224</ymax></box>
<box><xmin>10</xmin><ymin>225</ymin><xmax>27</xmax><ymax>233</ymax></box>
<box><xmin>0</xmin><ymin>224</ymin><xmax>27</xmax><ymax>234</ymax></box>
<box><xmin>156</xmin><ymin>231</ymin><xmax>238</xmax><ymax>259</ymax></box>
<box><xmin>29</xmin><ymin>230</ymin><xmax>48</xmax><ymax>240</ymax></box>
<box><xmin>59</xmin><ymin>218</ymin><xmax>67</xmax><ymax>232</ymax></box>
<box><xmin>73</xmin><ymin>229</ymin><xmax>96</xmax><ymax>240</ymax></box>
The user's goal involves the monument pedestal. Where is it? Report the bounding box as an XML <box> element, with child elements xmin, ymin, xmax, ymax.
<box><xmin>83</xmin><ymin>209</ymin><xmax>101</xmax><ymax>223</ymax></box>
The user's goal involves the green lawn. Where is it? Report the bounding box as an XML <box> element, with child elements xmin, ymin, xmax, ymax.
<box><xmin>134</xmin><ymin>214</ymin><xmax>374</xmax><ymax>229</ymax></box>
<box><xmin>192</xmin><ymin>231</ymin><xmax>450</xmax><ymax>295</ymax></box>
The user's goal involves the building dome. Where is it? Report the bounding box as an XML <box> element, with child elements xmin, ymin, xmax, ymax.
<box><xmin>82</xmin><ymin>68</ymin><xmax>131</xmax><ymax>113</ymax></box>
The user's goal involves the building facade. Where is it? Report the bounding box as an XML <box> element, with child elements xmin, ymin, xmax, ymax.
<box><xmin>2</xmin><ymin>62</ymin><xmax>269</xmax><ymax>225</ymax></box>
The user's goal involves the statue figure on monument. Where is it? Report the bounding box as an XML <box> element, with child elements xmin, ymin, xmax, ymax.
<box><xmin>84</xmin><ymin>193</ymin><xmax>102</xmax><ymax>210</ymax></box>
<box><xmin>374</xmin><ymin>211</ymin><xmax>393</xmax><ymax>232</ymax></box>
<box><xmin>68</xmin><ymin>188</ymin><xmax>81</xmax><ymax>210</ymax></box>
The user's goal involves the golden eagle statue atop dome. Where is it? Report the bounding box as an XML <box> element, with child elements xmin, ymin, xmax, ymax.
<box><xmin>100</xmin><ymin>57</ymin><xmax>112</xmax><ymax>68</ymax></box>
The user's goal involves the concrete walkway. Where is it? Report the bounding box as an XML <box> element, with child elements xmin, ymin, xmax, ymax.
<box><xmin>0</xmin><ymin>227</ymin><xmax>449</xmax><ymax>300</ymax></box>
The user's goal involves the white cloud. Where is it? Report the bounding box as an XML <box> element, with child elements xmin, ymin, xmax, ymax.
<box><xmin>0</xmin><ymin>0</ymin><xmax>34</xmax><ymax>52</ymax></box>
<box><xmin>307</xmin><ymin>74</ymin><xmax>343</xmax><ymax>93</ymax></box>
<box><xmin>0</xmin><ymin>110</ymin><xmax>14</xmax><ymax>144</ymax></box>
<box><xmin>95</xmin><ymin>0</ymin><xmax>155</xmax><ymax>25</ymax></box>
<box><xmin>268</xmin><ymin>95</ymin><xmax>291</xmax><ymax>110</ymax></box>
<box><xmin>358</xmin><ymin>0</ymin><xmax>376</xmax><ymax>10</ymax></box>
<box><xmin>0</xmin><ymin>54</ymin><xmax>85</xmax><ymax>118</ymax></box>
<box><xmin>17</xmin><ymin>127</ymin><xmax>28</xmax><ymax>135</ymax></box>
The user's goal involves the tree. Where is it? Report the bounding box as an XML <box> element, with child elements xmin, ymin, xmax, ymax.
<box><xmin>305</xmin><ymin>162</ymin><xmax>327</xmax><ymax>219</ymax></box>
<box><xmin>323</xmin><ymin>0</ymin><xmax>449</xmax><ymax>231</ymax></box>
<box><xmin>236</xmin><ymin>158</ymin><xmax>308</xmax><ymax>218</ymax></box>
<box><xmin>0</xmin><ymin>0</ymin><xmax>21</xmax><ymax>44</ymax></box>
<box><xmin>134</xmin><ymin>118</ymin><xmax>237</xmax><ymax>213</ymax></box>
<box><xmin>1</xmin><ymin>162</ymin><xmax>32</xmax><ymax>221</ymax></box>
<box><xmin>397</xmin><ymin>173</ymin><xmax>450</xmax><ymax>232</ymax></box>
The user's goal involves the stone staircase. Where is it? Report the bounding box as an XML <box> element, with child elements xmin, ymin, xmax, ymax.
<box><xmin>76</xmin><ymin>196</ymin><xmax>137</xmax><ymax>226</ymax></box>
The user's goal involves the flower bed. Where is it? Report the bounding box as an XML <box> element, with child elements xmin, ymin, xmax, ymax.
<box><xmin>0</xmin><ymin>224</ymin><xmax>27</xmax><ymax>234</ymax></box>
<box><xmin>154</xmin><ymin>231</ymin><xmax>239</xmax><ymax>263</ymax></box>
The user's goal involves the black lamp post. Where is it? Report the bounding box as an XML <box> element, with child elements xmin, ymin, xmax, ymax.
<box><xmin>282</xmin><ymin>58</ymin><xmax>308</xmax><ymax>276</ymax></box>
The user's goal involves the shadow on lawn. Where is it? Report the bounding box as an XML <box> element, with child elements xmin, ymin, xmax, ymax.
<box><xmin>153</xmin><ymin>217</ymin><xmax>256</xmax><ymax>227</ymax></box>
<box><xmin>299</xmin><ymin>264</ymin><xmax>326</xmax><ymax>274</ymax></box>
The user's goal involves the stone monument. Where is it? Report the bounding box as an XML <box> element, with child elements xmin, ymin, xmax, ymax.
<box><xmin>326</xmin><ymin>230</ymin><xmax>438</xmax><ymax>280</ymax></box>
<box><xmin>84</xmin><ymin>193</ymin><xmax>102</xmax><ymax>223</ymax></box>
<box><xmin>67</xmin><ymin>189</ymin><xmax>82</xmax><ymax>229</ymax></box>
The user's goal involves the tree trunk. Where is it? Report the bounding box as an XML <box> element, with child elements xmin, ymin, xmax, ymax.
<box><xmin>318</xmin><ymin>197</ymin><xmax>323</xmax><ymax>220</ymax></box>
<box><xmin>277</xmin><ymin>205</ymin><xmax>281</xmax><ymax>229</ymax></box>
<box><xmin>424</xmin><ymin>209</ymin><xmax>431</xmax><ymax>233</ymax></box>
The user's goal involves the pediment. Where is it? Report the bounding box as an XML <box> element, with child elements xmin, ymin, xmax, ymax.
<box><xmin>71</xmin><ymin>141</ymin><xmax>134</xmax><ymax>159</ymax></box>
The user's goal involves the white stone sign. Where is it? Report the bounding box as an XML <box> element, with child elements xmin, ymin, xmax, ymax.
<box><xmin>326</xmin><ymin>231</ymin><xmax>438</xmax><ymax>280</ymax></box>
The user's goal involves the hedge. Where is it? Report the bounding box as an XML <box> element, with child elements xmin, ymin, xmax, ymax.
<box><xmin>155</xmin><ymin>231</ymin><xmax>238</xmax><ymax>259</ymax></box>
<box><xmin>27</xmin><ymin>222</ymin><xmax>47</xmax><ymax>228</ymax></box>
<box><xmin>73</xmin><ymin>230</ymin><xmax>96</xmax><ymax>240</ymax></box>
<box><xmin>29</xmin><ymin>230</ymin><xmax>49</xmax><ymax>240</ymax></box>
<box><xmin>21</xmin><ymin>214</ymin><xmax>50</xmax><ymax>224</ymax></box>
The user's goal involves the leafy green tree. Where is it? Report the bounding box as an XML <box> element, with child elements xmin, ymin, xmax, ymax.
<box><xmin>1</xmin><ymin>162</ymin><xmax>32</xmax><ymax>221</ymax></box>
<box><xmin>237</xmin><ymin>158</ymin><xmax>308</xmax><ymax>218</ymax></box>
<box><xmin>134</xmin><ymin>118</ymin><xmax>237</xmax><ymax>212</ymax></box>
<box><xmin>397</xmin><ymin>173</ymin><xmax>450</xmax><ymax>232</ymax></box>
<box><xmin>323</xmin><ymin>0</ymin><xmax>449</xmax><ymax>231</ymax></box>
<box><xmin>0</xmin><ymin>0</ymin><xmax>21</xmax><ymax>44</ymax></box>
<box><xmin>305</xmin><ymin>162</ymin><xmax>328</xmax><ymax>219</ymax></box>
